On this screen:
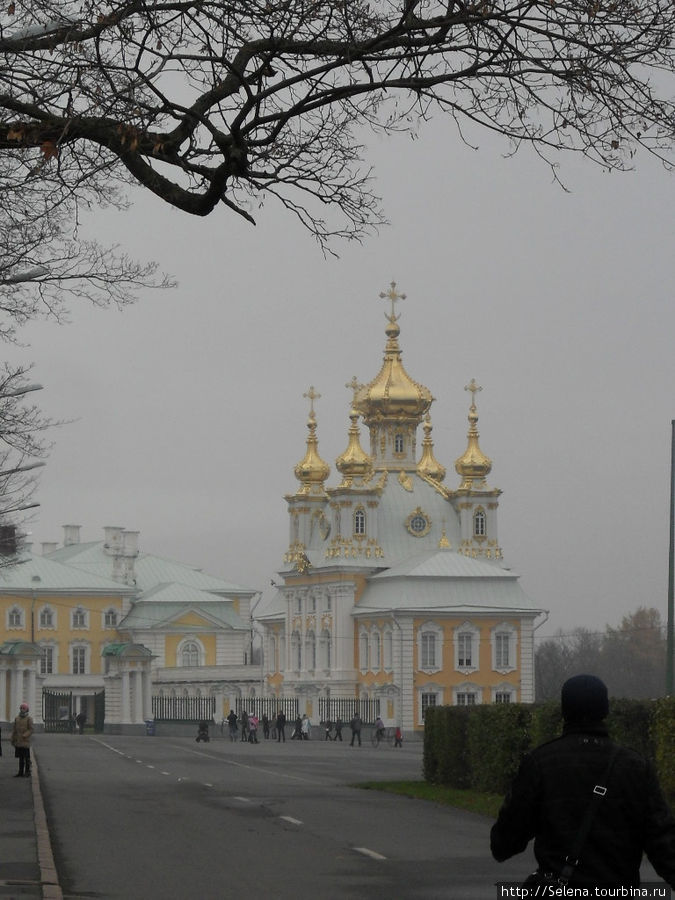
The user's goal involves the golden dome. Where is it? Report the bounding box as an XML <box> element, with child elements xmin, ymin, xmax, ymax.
<box><xmin>335</xmin><ymin>406</ymin><xmax>373</xmax><ymax>484</ymax></box>
<box><xmin>355</xmin><ymin>285</ymin><xmax>432</xmax><ymax>425</ymax></box>
<box><xmin>293</xmin><ymin>387</ymin><xmax>330</xmax><ymax>495</ymax></box>
<box><xmin>417</xmin><ymin>414</ymin><xmax>446</xmax><ymax>482</ymax></box>
<box><xmin>455</xmin><ymin>379</ymin><xmax>492</xmax><ymax>488</ymax></box>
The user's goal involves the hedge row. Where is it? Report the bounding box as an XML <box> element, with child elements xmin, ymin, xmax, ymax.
<box><xmin>423</xmin><ymin>697</ymin><xmax>675</xmax><ymax>800</ymax></box>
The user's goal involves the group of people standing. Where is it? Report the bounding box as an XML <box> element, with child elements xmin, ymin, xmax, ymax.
<box><xmin>221</xmin><ymin>709</ymin><xmax>402</xmax><ymax>747</ymax></box>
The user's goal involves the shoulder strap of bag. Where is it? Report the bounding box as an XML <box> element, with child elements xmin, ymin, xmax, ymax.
<box><xmin>557</xmin><ymin>745</ymin><xmax>621</xmax><ymax>886</ymax></box>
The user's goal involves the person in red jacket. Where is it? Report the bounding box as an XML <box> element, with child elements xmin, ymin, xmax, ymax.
<box><xmin>491</xmin><ymin>674</ymin><xmax>675</xmax><ymax>889</ymax></box>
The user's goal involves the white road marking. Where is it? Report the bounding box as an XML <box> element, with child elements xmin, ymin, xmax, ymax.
<box><xmin>233</xmin><ymin>796</ymin><xmax>250</xmax><ymax>802</ymax></box>
<box><xmin>279</xmin><ymin>816</ymin><xmax>303</xmax><ymax>826</ymax></box>
<box><xmin>354</xmin><ymin>847</ymin><xmax>387</xmax><ymax>861</ymax></box>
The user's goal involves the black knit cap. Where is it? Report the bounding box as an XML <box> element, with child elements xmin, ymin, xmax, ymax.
<box><xmin>561</xmin><ymin>674</ymin><xmax>609</xmax><ymax>723</ymax></box>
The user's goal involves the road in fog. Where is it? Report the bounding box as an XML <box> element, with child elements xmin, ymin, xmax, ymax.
<box><xmin>36</xmin><ymin>732</ymin><xmax>531</xmax><ymax>899</ymax></box>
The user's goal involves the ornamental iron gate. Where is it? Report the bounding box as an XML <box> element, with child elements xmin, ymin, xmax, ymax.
<box><xmin>42</xmin><ymin>690</ymin><xmax>74</xmax><ymax>733</ymax></box>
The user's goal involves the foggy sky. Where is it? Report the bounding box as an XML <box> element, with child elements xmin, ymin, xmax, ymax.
<box><xmin>7</xmin><ymin>114</ymin><xmax>675</xmax><ymax>643</ymax></box>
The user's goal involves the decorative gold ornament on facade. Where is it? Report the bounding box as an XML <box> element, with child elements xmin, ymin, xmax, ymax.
<box><xmin>335</xmin><ymin>378</ymin><xmax>373</xmax><ymax>486</ymax></box>
<box><xmin>398</xmin><ymin>470</ymin><xmax>413</xmax><ymax>491</ymax></box>
<box><xmin>455</xmin><ymin>379</ymin><xmax>493</xmax><ymax>489</ymax></box>
<box><xmin>417</xmin><ymin>414</ymin><xmax>446</xmax><ymax>482</ymax></box>
<box><xmin>405</xmin><ymin>507</ymin><xmax>432</xmax><ymax>537</ymax></box>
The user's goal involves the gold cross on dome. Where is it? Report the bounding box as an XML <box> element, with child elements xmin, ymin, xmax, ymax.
<box><xmin>303</xmin><ymin>385</ymin><xmax>321</xmax><ymax>417</ymax></box>
<box><xmin>464</xmin><ymin>379</ymin><xmax>483</xmax><ymax>406</ymax></box>
<box><xmin>379</xmin><ymin>281</ymin><xmax>406</xmax><ymax>320</ymax></box>
<box><xmin>345</xmin><ymin>376</ymin><xmax>363</xmax><ymax>404</ymax></box>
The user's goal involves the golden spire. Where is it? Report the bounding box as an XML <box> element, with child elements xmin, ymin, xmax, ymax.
<box><xmin>455</xmin><ymin>379</ymin><xmax>492</xmax><ymax>489</ymax></box>
<box><xmin>355</xmin><ymin>282</ymin><xmax>432</xmax><ymax>425</ymax></box>
<box><xmin>417</xmin><ymin>413</ymin><xmax>446</xmax><ymax>482</ymax></box>
<box><xmin>293</xmin><ymin>386</ymin><xmax>330</xmax><ymax>495</ymax></box>
<box><xmin>335</xmin><ymin>377</ymin><xmax>373</xmax><ymax>485</ymax></box>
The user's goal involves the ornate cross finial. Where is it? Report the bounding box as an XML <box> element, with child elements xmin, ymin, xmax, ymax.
<box><xmin>345</xmin><ymin>375</ymin><xmax>363</xmax><ymax>404</ymax></box>
<box><xmin>303</xmin><ymin>385</ymin><xmax>321</xmax><ymax>417</ymax></box>
<box><xmin>464</xmin><ymin>378</ymin><xmax>483</xmax><ymax>407</ymax></box>
<box><xmin>379</xmin><ymin>281</ymin><xmax>406</xmax><ymax>321</ymax></box>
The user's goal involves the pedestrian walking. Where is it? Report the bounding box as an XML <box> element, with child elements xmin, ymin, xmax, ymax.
<box><xmin>334</xmin><ymin>717</ymin><xmax>343</xmax><ymax>742</ymax></box>
<box><xmin>226</xmin><ymin>709</ymin><xmax>238</xmax><ymax>742</ymax></box>
<box><xmin>240</xmin><ymin>710</ymin><xmax>249</xmax><ymax>742</ymax></box>
<box><xmin>262</xmin><ymin>714</ymin><xmax>270</xmax><ymax>739</ymax></box>
<box><xmin>394</xmin><ymin>726</ymin><xmax>403</xmax><ymax>747</ymax></box>
<box><xmin>76</xmin><ymin>711</ymin><xmax>87</xmax><ymax>734</ymax></box>
<box><xmin>301</xmin><ymin>713</ymin><xmax>311</xmax><ymax>740</ymax></box>
<box><xmin>324</xmin><ymin>719</ymin><xmax>333</xmax><ymax>741</ymax></box>
<box><xmin>11</xmin><ymin>703</ymin><xmax>33</xmax><ymax>778</ymax></box>
<box><xmin>291</xmin><ymin>715</ymin><xmax>302</xmax><ymax>740</ymax></box>
<box><xmin>248</xmin><ymin>714</ymin><xmax>259</xmax><ymax>743</ymax></box>
<box><xmin>276</xmin><ymin>710</ymin><xmax>286</xmax><ymax>742</ymax></box>
<box><xmin>349</xmin><ymin>713</ymin><xmax>362</xmax><ymax>747</ymax></box>
<box><xmin>491</xmin><ymin>674</ymin><xmax>675</xmax><ymax>890</ymax></box>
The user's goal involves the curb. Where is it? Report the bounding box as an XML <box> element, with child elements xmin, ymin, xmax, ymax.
<box><xmin>30</xmin><ymin>752</ymin><xmax>63</xmax><ymax>900</ymax></box>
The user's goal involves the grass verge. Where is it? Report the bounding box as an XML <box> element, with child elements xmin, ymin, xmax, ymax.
<box><xmin>355</xmin><ymin>780</ymin><xmax>503</xmax><ymax>818</ymax></box>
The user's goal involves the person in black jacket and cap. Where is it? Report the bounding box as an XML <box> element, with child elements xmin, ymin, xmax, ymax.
<box><xmin>490</xmin><ymin>674</ymin><xmax>675</xmax><ymax>889</ymax></box>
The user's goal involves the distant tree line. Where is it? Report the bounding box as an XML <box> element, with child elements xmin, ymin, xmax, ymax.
<box><xmin>535</xmin><ymin>607</ymin><xmax>667</xmax><ymax>701</ymax></box>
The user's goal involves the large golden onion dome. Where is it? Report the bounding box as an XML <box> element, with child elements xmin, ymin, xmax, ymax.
<box><xmin>455</xmin><ymin>379</ymin><xmax>492</xmax><ymax>488</ymax></box>
<box><xmin>293</xmin><ymin>387</ymin><xmax>330</xmax><ymax>495</ymax></box>
<box><xmin>355</xmin><ymin>284</ymin><xmax>432</xmax><ymax>425</ymax></box>
<box><xmin>417</xmin><ymin>414</ymin><xmax>446</xmax><ymax>482</ymax></box>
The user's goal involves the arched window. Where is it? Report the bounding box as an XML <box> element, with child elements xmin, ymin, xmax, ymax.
<box><xmin>320</xmin><ymin>629</ymin><xmax>331</xmax><ymax>669</ymax></box>
<box><xmin>383</xmin><ymin>630</ymin><xmax>393</xmax><ymax>671</ymax></box>
<box><xmin>359</xmin><ymin>631</ymin><xmax>369</xmax><ymax>672</ymax></box>
<box><xmin>305</xmin><ymin>631</ymin><xmax>316</xmax><ymax>671</ymax></box>
<box><xmin>269</xmin><ymin>635</ymin><xmax>277</xmax><ymax>674</ymax></box>
<box><xmin>354</xmin><ymin>507</ymin><xmax>366</xmax><ymax>535</ymax></box>
<box><xmin>473</xmin><ymin>508</ymin><xmax>486</xmax><ymax>537</ymax></box>
<box><xmin>394</xmin><ymin>433</ymin><xmax>404</xmax><ymax>453</ymax></box>
<box><xmin>39</xmin><ymin>607</ymin><xmax>54</xmax><ymax>629</ymax></box>
<box><xmin>371</xmin><ymin>631</ymin><xmax>381</xmax><ymax>671</ymax></box>
<box><xmin>421</xmin><ymin>632</ymin><xmax>436</xmax><ymax>669</ymax></box>
<box><xmin>181</xmin><ymin>641</ymin><xmax>200</xmax><ymax>666</ymax></box>
<box><xmin>8</xmin><ymin>606</ymin><xmax>23</xmax><ymax>628</ymax></box>
<box><xmin>72</xmin><ymin>606</ymin><xmax>88</xmax><ymax>629</ymax></box>
<box><xmin>291</xmin><ymin>631</ymin><xmax>301</xmax><ymax>670</ymax></box>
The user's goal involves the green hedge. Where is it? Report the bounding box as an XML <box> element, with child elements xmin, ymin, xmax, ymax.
<box><xmin>424</xmin><ymin>699</ymin><xmax>675</xmax><ymax>804</ymax></box>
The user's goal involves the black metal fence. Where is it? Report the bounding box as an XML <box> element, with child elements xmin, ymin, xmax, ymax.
<box><xmin>234</xmin><ymin>697</ymin><xmax>298</xmax><ymax>721</ymax></box>
<box><xmin>152</xmin><ymin>695</ymin><xmax>216</xmax><ymax>722</ymax></box>
<box><xmin>317</xmin><ymin>696</ymin><xmax>380</xmax><ymax>725</ymax></box>
<box><xmin>43</xmin><ymin>690</ymin><xmax>74</xmax><ymax>733</ymax></box>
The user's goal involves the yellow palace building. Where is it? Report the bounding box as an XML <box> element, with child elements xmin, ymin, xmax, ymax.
<box><xmin>257</xmin><ymin>283</ymin><xmax>545</xmax><ymax>733</ymax></box>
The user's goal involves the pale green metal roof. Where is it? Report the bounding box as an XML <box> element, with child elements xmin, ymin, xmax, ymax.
<box><xmin>0</xmin><ymin>554</ymin><xmax>133</xmax><ymax>594</ymax></box>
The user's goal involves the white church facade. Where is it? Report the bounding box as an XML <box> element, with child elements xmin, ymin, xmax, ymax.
<box><xmin>257</xmin><ymin>283</ymin><xmax>543</xmax><ymax>733</ymax></box>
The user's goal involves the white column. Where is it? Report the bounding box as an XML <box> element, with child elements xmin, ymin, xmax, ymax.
<box><xmin>121</xmin><ymin>670</ymin><xmax>130</xmax><ymax>724</ymax></box>
<box><xmin>143</xmin><ymin>670</ymin><xmax>153</xmax><ymax>721</ymax></box>
<box><xmin>0</xmin><ymin>669</ymin><xmax>7</xmax><ymax>720</ymax></box>
<box><xmin>11</xmin><ymin>667</ymin><xmax>22</xmax><ymax>714</ymax></box>
<box><xmin>27</xmin><ymin>668</ymin><xmax>37</xmax><ymax>715</ymax></box>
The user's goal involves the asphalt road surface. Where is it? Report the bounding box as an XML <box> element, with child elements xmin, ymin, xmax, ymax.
<box><xmin>35</xmin><ymin>731</ymin><xmax>533</xmax><ymax>900</ymax></box>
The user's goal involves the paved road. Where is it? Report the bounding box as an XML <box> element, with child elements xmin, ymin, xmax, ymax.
<box><xmin>36</xmin><ymin>732</ymin><xmax>533</xmax><ymax>899</ymax></box>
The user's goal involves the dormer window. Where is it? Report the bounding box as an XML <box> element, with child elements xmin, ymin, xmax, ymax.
<box><xmin>354</xmin><ymin>507</ymin><xmax>366</xmax><ymax>535</ymax></box>
<box><xmin>473</xmin><ymin>508</ymin><xmax>486</xmax><ymax>537</ymax></box>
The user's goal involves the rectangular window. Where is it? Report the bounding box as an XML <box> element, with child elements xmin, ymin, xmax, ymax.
<box><xmin>39</xmin><ymin>609</ymin><xmax>53</xmax><ymax>628</ymax></box>
<box><xmin>458</xmin><ymin>633</ymin><xmax>472</xmax><ymax>667</ymax></box>
<box><xmin>72</xmin><ymin>647</ymin><xmax>86</xmax><ymax>675</ymax></box>
<box><xmin>73</xmin><ymin>609</ymin><xmax>87</xmax><ymax>629</ymax></box>
<box><xmin>456</xmin><ymin>692</ymin><xmax>477</xmax><ymax>706</ymax></box>
<box><xmin>421</xmin><ymin>693</ymin><xmax>437</xmax><ymax>719</ymax></box>
<box><xmin>495</xmin><ymin>692</ymin><xmax>511</xmax><ymax>704</ymax></box>
<box><xmin>104</xmin><ymin>610</ymin><xmax>117</xmax><ymax>628</ymax></box>
<box><xmin>421</xmin><ymin>632</ymin><xmax>436</xmax><ymax>668</ymax></box>
<box><xmin>40</xmin><ymin>646</ymin><xmax>53</xmax><ymax>675</ymax></box>
<box><xmin>496</xmin><ymin>633</ymin><xmax>510</xmax><ymax>668</ymax></box>
<box><xmin>9</xmin><ymin>609</ymin><xmax>22</xmax><ymax>627</ymax></box>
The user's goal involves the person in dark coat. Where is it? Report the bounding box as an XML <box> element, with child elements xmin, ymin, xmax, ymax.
<box><xmin>491</xmin><ymin>674</ymin><xmax>675</xmax><ymax>889</ymax></box>
<box><xmin>276</xmin><ymin>710</ymin><xmax>286</xmax><ymax>742</ymax></box>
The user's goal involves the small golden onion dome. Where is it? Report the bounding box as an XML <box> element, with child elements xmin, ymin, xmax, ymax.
<box><xmin>355</xmin><ymin>314</ymin><xmax>432</xmax><ymax>425</ymax></box>
<box><xmin>294</xmin><ymin>388</ymin><xmax>330</xmax><ymax>494</ymax></box>
<box><xmin>417</xmin><ymin>414</ymin><xmax>446</xmax><ymax>482</ymax></box>
<box><xmin>336</xmin><ymin>408</ymin><xmax>373</xmax><ymax>482</ymax></box>
<box><xmin>455</xmin><ymin>381</ymin><xmax>492</xmax><ymax>488</ymax></box>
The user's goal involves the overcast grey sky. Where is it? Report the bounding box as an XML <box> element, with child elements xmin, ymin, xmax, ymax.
<box><xmin>7</xmin><ymin>114</ymin><xmax>674</xmax><ymax>642</ymax></box>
